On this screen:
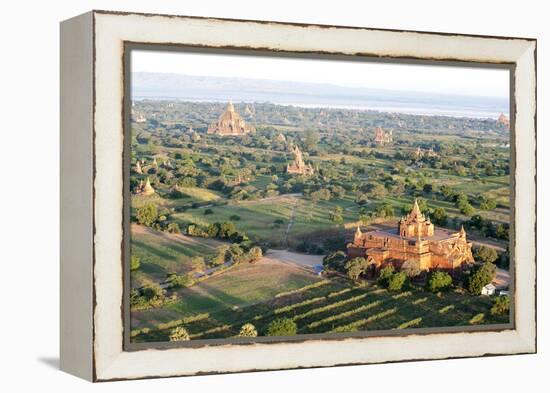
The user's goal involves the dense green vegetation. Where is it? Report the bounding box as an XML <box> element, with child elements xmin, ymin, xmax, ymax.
<box><xmin>129</xmin><ymin>100</ymin><xmax>511</xmax><ymax>342</ymax></box>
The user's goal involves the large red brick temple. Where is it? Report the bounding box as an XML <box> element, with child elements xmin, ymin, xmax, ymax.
<box><xmin>347</xmin><ymin>199</ymin><xmax>474</xmax><ymax>273</ymax></box>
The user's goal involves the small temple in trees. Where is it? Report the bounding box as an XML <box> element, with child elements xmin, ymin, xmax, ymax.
<box><xmin>347</xmin><ymin>199</ymin><xmax>474</xmax><ymax>273</ymax></box>
<box><xmin>134</xmin><ymin>177</ymin><xmax>155</xmax><ymax>196</ymax></box>
<box><xmin>286</xmin><ymin>145</ymin><xmax>314</xmax><ymax>175</ymax></box>
<box><xmin>374</xmin><ymin>126</ymin><xmax>393</xmax><ymax>145</ymax></box>
<box><xmin>207</xmin><ymin>101</ymin><xmax>255</xmax><ymax>136</ymax></box>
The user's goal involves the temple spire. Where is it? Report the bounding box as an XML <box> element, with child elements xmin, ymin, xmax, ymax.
<box><xmin>411</xmin><ymin>198</ymin><xmax>421</xmax><ymax>217</ymax></box>
<box><xmin>355</xmin><ymin>225</ymin><xmax>362</xmax><ymax>240</ymax></box>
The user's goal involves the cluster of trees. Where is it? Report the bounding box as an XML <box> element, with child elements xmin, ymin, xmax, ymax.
<box><xmin>135</xmin><ymin>203</ymin><xmax>180</xmax><ymax>234</ymax></box>
<box><xmin>377</xmin><ymin>266</ymin><xmax>409</xmax><ymax>291</ymax></box>
<box><xmin>168</xmin><ymin>318</ymin><xmax>297</xmax><ymax>342</ymax></box>
<box><xmin>130</xmin><ymin>279</ymin><xmax>173</xmax><ymax>311</ymax></box>
<box><xmin>186</xmin><ymin>221</ymin><xmax>249</xmax><ymax>244</ymax></box>
<box><xmin>466</xmin><ymin>215</ymin><xmax>509</xmax><ymax>241</ymax></box>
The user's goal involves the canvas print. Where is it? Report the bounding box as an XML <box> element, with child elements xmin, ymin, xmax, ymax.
<box><xmin>127</xmin><ymin>49</ymin><xmax>512</xmax><ymax>344</ymax></box>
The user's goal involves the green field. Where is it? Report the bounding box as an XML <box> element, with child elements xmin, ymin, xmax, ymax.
<box><xmin>131</xmin><ymin>275</ymin><xmax>508</xmax><ymax>342</ymax></box>
<box><xmin>131</xmin><ymin>259</ymin><xmax>321</xmax><ymax>331</ymax></box>
<box><xmin>130</xmin><ymin>225</ymin><xmax>222</xmax><ymax>286</ymax></box>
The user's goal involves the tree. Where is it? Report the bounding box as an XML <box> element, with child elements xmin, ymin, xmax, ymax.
<box><xmin>480</xmin><ymin>198</ymin><xmax>497</xmax><ymax>211</ymax></box>
<box><xmin>169</xmin><ymin>326</ymin><xmax>190</xmax><ymax>341</ymax></box>
<box><xmin>475</xmin><ymin>246</ymin><xmax>499</xmax><ymax>264</ymax></box>
<box><xmin>426</xmin><ymin>271</ymin><xmax>453</xmax><ymax>293</ymax></box>
<box><xmin>387</xmin><ymin>272</ymin><xmax>408</xmax><ymax>291</ymax></box>
<box><xmin>466</xmin><ymin>262</ymin><xmax>497</xmax><ymax>295</ymax></box>
<box><xmin>310</xmin><ymin>188</ymin><xmax>331</xmax><ymax>202</ymax></box>
<box><xmin>323</xmin><ymin>251</ymin><xmax>347</xmax><ymax>271</ymax></box>
<box><xmin>401</xmin><ymin>259</ymin><xmax>422</xmax><ymax>278</ymax></box>
<box><xmin>211</xmin><ymin>244</ymin><xmax>230</xmax><ymax>266</ymax></box>
<box><xmin>248</xmin><ymin>246</ymin><xmax>263</xmax><ymax>263</ymax></box>
<box><xmin>378</xmin><ymin>265</ymin><xmax>395</xmax><ymax>287</ymax></box>
<box><xmin>166</xmin><ymin>222</ymin><xmax>180</xmax><ymax>234</ymax></box>
<box><xmin>375</xmin><ymin>203</ymin><xmax>394</xmax><ymax>218</ymax></box>
<box><xmin>130</xmin><ymin>255</ymin><xmax>141</xmax><ymax>271</ymax></box>
<box><xmin>491</xmin><ymin>295</ymin><xmax>510</xmax><ymax>316</ymax></box>
<box><xmin>344</xmin><ymin>257</ymin><xmax>369</xmax><ymax>282</ymax></box>
<box><xmin>136</xmin><ymin>203</ymin><xmax>158</xmax><ymax>226</ymax></box>
<box><xmin>423</xmin><ymin>183</ymin><xmax>433</xmax><ymax>194</ymax></box>
<box><xmin>266</xmin><ymin>318</ymin><xmax>298</xmax><ymax>336</ymax></box>
<box><xmin>432</xmin><ymin>207</ymin><xmax>448</xmax><ymax>226</ymax></box>
<box><xmin>329</xmin><ymin>205</ymin><xmax>344</xmax><ymax>224</ymax></box>
<box><xmin>238</xmin><ymin>323</ymin><xmax>258</xmax><ymax>337</ymax></box>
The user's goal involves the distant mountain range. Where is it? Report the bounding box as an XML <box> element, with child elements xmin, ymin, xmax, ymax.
<box><xmin>131</xmin><ymin>72</ymin><xmax>509</xmax><ymax>119</ymax></box>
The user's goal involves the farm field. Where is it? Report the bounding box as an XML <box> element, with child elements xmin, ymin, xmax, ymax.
<box><xmin>130</xmin><ymin>274</ymin><xmax>508</xmax><ymax>342</ymax></box>
<box><xmin>130</xmin><ymin>224</ymin><xmax>223</xmax><ymax>286</ymax></box>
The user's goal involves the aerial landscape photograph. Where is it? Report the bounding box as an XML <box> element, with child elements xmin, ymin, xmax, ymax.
<box><xmin>127</xmin><ymin>50</ymin><xmax>512</xmax><ymax>344</ymax></box>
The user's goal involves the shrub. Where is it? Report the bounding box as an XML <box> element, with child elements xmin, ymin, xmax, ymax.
<box><xmin>136</xmin><ymin>203</ymin><xmax>158</xmax><ymax>226</ymax></box>
<box><xmin>130</xmin><ymin>255</ymin><xmax>141</xmax><ymax>271</ymax></box>
<box><xmin>204</xmin><ymin>208</ymin><xmax>214</xmax><ymax>215</ymax></box>
<box><xmin>166</xmin><ymin>222</ymin><xmax>180</xmax><ymax>234</ymax></box>
<box><xmin>238</xmin><ymin>323</ymin><xmax>258</xmax><ymax>337</ymax></box>
<box><xmin>266</xmin><ymin>318</ymin><xmax>298</xmax><ymax>336</ymax></box>
<box><xmin>167</xmin><ymin>273</ymin><xmax>195</xmax><ymax>288</ymax></box>
<box><xmin>426</xmin><ymin>271</ymin><xmax>453</xmax><ymax>293</ymax></box>
<box><xmin>230</xmin><ymin>214</ymin><xmax>241</xmax><ymax>221</ymax></box>
<box><xmin>248</xmin><ymin>246</ymin><xmax>263</xmax><ymax>263</ymax></box>
<box><xmin>491</xmin><ymin>295</ymin><xmax>510</xmax><ymax>316</ymax></box>
<box><xmin>169</xmin><ymin>326</ymin><xmax>190</xmax><ymax>341</ymax></box>
<box><xmin>187</xmin><ymin>223</ymin><xmax>208</xmax><ymax>237</ymax></box>
<box><xmin>377</xmin><ymin>265</ymin><xmax>395</xmax><ymax>286</ymax></box>
<box><xmin>387</xmin><ymin>272</ymin><xmax>408</xmax><ymax>291</ymax></box>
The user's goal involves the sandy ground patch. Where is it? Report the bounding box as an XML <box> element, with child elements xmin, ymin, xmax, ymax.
<box><xmin>265</xmin><ymin>249</ymin><xmax>323</xmax><ymax>269</ymax></box>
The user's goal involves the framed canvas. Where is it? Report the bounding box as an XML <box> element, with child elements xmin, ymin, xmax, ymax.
<box><xmin>60</xmin><ymin>10</ymin><xmax>537</xmax><ymax>382</ymax></box>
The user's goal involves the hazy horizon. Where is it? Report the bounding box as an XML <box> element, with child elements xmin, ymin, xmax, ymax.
<box><xmin>132</xmin><ymin>71</ymin><xmax>509</xmax><ymax>119</ymax></box>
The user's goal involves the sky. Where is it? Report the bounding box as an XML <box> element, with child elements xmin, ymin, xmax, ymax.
<box><xmin>131</xmin><ymin>49</ymin><xmax>510</xmax><ymax>99</ymax></box>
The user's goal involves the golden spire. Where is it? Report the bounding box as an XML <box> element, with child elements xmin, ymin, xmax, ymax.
<box><xmin>227</xmin><ymin>100</ymin><xmax>234</xmax><ymax>112</ymax></box>
<box><xmin>355</xmin><ymin>225</ymin><xmax>362</xmax><ymax>239</ymax></box>
<box><xmin>411</xmin><ymin>198</ymin><xmax>422</xmax><ymax>217</ymax></box>
<box><xmin>143</xmin><ymin>177</ymin><xmax>155</xmax><ymax>195</ymax></box>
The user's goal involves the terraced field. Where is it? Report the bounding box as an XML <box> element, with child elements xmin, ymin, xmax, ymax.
<box><xmin>130</xmin><ymin>277</ymin><xmax>508</xmax><ymax>343</ymax></box>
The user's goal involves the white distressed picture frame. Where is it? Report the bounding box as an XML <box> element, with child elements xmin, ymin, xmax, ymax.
<box><xmin>60</xmin><ymin>10</ymin><xmax>536</xmax><ymax>382</ymax></box>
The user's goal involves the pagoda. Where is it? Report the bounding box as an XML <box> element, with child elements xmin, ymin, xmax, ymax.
<box><xmin>207</xmin><ymin>101</ymin><xmax>255</xmax><ymax>136</ymax></box>
<box><xmin>286</xmin><ymin>145</ymin><xmax>314</xmax><ymax>175</ymax></box>
<box><xmin>374</xmin><ymin>127</ymin><xmax>393</xmax><ymax>145</ymax></box>
<box><xmin>134</xmin><ymin>177</ymin><xmax>155</xmax><ymax>196</ymax></box>
<box><xmin>347</xmin><ymin>199</ymin><xmax>474</xmax><ymax>272</ymax></box>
